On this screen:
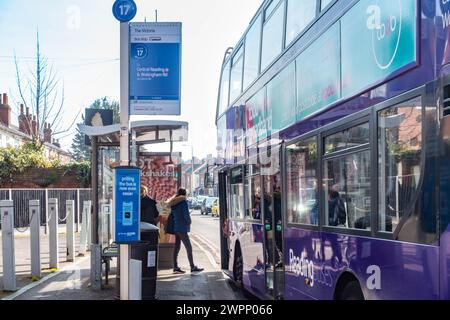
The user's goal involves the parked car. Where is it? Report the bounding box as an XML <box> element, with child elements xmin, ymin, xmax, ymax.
<box><xmin>194</xmin><ymin>196</ymin><xmax>208</xmax><ymax>210</ymax></box>
<box><xmin>211</xmin><ymin>199</ymin><xmax>219</xmax><ymax>218</ymax></box>
<box><xmin>201</xmin><ymin>197</ymin><xmax>218</xmax><ymax>215</ymax></box>
<box><xmin>187</xmin><ymin>197</ymin><xmax>195</xmax><ymax>209</ymax></box>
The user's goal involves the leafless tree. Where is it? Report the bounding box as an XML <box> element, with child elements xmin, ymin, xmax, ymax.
<box><xmin>13</xmin><ymin>30</ymin><xmax>80</xmax><ymax>145</ymax></box>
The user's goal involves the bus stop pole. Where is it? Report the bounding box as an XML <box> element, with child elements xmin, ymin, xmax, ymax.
<box><xmin>120</xmin><ymin>20</ymin><xmax>131</xmax><ymax>300</ymax></box>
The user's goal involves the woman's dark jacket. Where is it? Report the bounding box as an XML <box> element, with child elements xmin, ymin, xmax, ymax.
<box><xmin>168</xmin><ymin>195</ymin><xmax>191</xmax><ymax>233</ymax></box>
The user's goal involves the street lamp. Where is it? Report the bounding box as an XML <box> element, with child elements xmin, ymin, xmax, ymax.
<box><xmin>182</xmin><ymin>144</ymin><xmax>195</xmax><ymax>196</ymax></box>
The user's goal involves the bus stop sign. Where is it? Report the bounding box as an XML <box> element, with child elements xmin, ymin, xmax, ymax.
<box><xmin>112</xmin><ymin>0</ymin><xmax>137</xmax><ymax>22</ymax></box>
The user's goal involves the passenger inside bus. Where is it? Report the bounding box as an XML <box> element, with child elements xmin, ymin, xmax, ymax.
<box><xmin>252</xmin><ymin>187</ymin><xmax>262</xmax><ymax>219</ymax></box>
<box><xmin>328</xmin><ymin>188</ymin><xmax>346</xmax><ymax>227</ymax></box>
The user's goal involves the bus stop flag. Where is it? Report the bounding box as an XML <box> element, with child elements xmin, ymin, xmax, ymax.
<box><xmin>129</xmin><ymin>22</ymin><xmax>182</xmax><ymax>116</ymax></box>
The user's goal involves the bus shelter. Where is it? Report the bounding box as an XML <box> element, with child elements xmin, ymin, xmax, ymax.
<box><xmin>78</xmin><ymin>120</ymin><xmax>188</xmax><ymax>290</ymax></box>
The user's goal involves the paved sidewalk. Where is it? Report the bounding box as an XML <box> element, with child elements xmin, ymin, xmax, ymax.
<box><xmin>156</xmin><ymin>233</ymin><xmax>246</xmax><ymax>300</ymax></box>
<box><xmin>12</xmin><ymin>254</ymin><xmax>115</xmax><ymax>300</ymax></box>
<box><xmin>4</xmin><ymin>232</ymin><xmax>248</xmax><ymax>300</ymax></box>
<box><xmin>0</xmin><ymin>226</ymin><xmax>83</xmax><ymax>299</ymax></box>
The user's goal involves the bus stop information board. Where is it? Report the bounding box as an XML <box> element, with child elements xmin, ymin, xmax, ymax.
<box><xmin>114</xmin><ymin>167</ymin><xmax>141</xmax><ymax>244</ymax></box>
<box><xmin>129</xmin><ymin>22</ymin><xmax>182</xmax><ymax>116</ymax></box>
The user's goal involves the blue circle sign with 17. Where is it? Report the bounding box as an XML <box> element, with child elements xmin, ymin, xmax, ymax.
<box><xmin>113</xmin><ymin>0</ymin><xmax>137</xmax><ymax>22</ymax></box>
<box><xmin>133</xmin><ymin>45</ymin><xmax>148</xmax><ymax>60</ymax></box>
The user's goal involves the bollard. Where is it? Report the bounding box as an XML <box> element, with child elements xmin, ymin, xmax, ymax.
<box><xmin>129</xmin><ymin>259</ymin><xmax>142</xmax><ymax>300</ymax></box>
<box><xmin>48</xmin><ymin>198</ymin><xmax>59</xmax><ymax>269</ymax></box>
<box><xmin>85</xmin><ymin>201</ymin><xmax>92</xmax><ymax>252</ymax></box>
<box><xmin>1</xmin><ymin>200</ymin><xmax>16</xmax><ymax>291</ymax></box>
<box><xmin>80</xmin><ymin>201</ymin><xmax>89</xmax><ymax>256</ymax></box>
<box><xmin>66</xmin><ymin>200</ymin><xmax>75</xmax><ymax>262</ymax></box>
<box><xmin>76</xmin><ymin>190</ymin><xmax>80</xmax><ymax>233</ymax></box>
<box><xmin>29</xmin><ymin>200</ymin><xmax>41</xmax><ymax>279</ymax></box>
<box><xmin>44</xmin><ymin>189</ymin><xmax>49</xmax><ymax>235</ymax></box>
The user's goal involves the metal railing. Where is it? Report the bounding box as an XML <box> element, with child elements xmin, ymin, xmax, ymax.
<box><xmin>0</xmin><ymin>188</ymin><xmax>92</xmax><ymax>229</ymax></box>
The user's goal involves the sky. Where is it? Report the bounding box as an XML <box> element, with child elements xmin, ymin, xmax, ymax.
<box><xmin>0</xmin><ymin>0</ymin><xmax>262</xmax><ymax>160</ymax></box>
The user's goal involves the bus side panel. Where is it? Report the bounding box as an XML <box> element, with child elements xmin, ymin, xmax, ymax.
<box><xmin>284</xmin><ymin>228</ymin><xmax>328</xmax><ymax>300</ymax></box>
<box><xmin>439</xmin><ymin>96</ymin><xmax>450</xmax><ymax>300</ymax></box>
<box><xmin>352</xmin><ymin>238</ymin><xmax>439</xmax><ymax>300</ymax></box>
<box><xmin>284</xmin><ymin>228</ymin><xmax>439</xmax><ymax>300</ymax></box>
<box><xmin>240</xmin><ymin>222</ymin><xmax>266</xmax><ymax>298</ymax></box>
<box><xmin>228</xmin><ymin>220</ymin><xmax>266</xmax><ymax>299</ymax></box>
<box><xmin>440</xmin><ymin>227</ymin><xmax>450</xmax><ymax>300</ymax></box>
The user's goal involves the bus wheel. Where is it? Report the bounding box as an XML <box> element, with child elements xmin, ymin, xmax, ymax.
<box><xmin>233</xmin><ymin>252</ymin><xmax>243</xmax><ymax>287</ymax></box>
<box><xmin>340</xmin><ymin>281</ymin><xmax>364</xmax><ymax>300</ymax></box>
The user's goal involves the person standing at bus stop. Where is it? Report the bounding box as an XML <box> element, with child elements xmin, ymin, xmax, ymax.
<box><xmin>167</xmin><ymin>188</ymin><xmax>204</xmax><ymax>274</ymax></box>
<box><xmin>141</xmin><ymin>186</ymin><xmax>159</xmax><ymax>226</ymax></box>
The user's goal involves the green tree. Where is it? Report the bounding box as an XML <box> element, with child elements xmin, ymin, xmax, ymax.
<box><xmin>70</xmin><ymin>97</ymin><xmax>119</xmax><ymax>161</ymax></box>
<box><xmin>71</xmin><ymin>115</ymin><xmax>91</xmax><ymax>161</ymax></box>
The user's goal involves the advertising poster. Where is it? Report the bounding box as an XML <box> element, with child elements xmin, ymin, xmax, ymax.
<box><xmin>139</xmin><ymin>153</ymin><xmax>181</xmax><ymax>243</ymax></box>
<box><xmin>114</xmin><ymin>167</ymin><xmax>141</xmax><ymax>244</ymax></box>
<box><xmin>246</xmin><ymin>88</ymin><xmax>269</xmax><ymax>147</ymax></box>
<box><xmin>341</xmin><ymin>0</ymin><xmax>417</xmax><ymax>97</ymax></box>
<box><xmin>129</xmin><ymin>22</ymin><xmax>182</xmax><ymax>115</ymax></box>
<box><xmin>296</xmin><ymin>23</ymin><xmax>341</xmax><ymax>121</ymax></box>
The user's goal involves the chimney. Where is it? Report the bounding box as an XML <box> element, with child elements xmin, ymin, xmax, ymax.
<box><xmin>53</xmin><ymin>138</ymin><xmax>61</xmax><ymax>148</ymax></box>
<box><xmin>32</xmin><ymin>115</ymin><xmax>37</xmax><ymax>137</ymax></box>
<box><xmin>44</xmin><ymin>122</ymin><xmax>52</xmax><ymax>143</ymax></box>
<box><xmin>2</xmin><ymin>93</ymin><xmax>8</xmax><ymax>105</ymax></box>
<box><xmin>18</xmin><ymin>104</ymin><xmax>28</xmax><ymax>133</ymax></box>
<box><xmin>0</xmin><ymin>93</ymin><xmax>11</xmax><ymax>127</ymax></box>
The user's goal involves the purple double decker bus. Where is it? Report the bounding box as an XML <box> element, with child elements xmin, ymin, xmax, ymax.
<box><xmin>215</xmin><ymin>0</ymin><xmax>450</xmax><ymax>300</ymax></box>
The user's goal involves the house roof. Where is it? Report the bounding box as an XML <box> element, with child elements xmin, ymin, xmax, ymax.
<box><xmin>0</xmin><ymin>122</ymin><xmax>71</xmax><ymax>157</ymax></box>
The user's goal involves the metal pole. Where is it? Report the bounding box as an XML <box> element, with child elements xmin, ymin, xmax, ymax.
<box><xmin>90</xmin><ymin>136</ymin><xmax>102</xmax><ymax>290</ymax></box>
<box><xmin>1</xmin><ymin>200</ymin><xmax>16</xmax><ymax>291</ymax></box>
<box><xmin>120</xmin><ymin>21</ymin><xmax>131</xmax><ymax>301</ymax></box>
<box><xmin>66</xmin><ymin>200</ymin><xmax>75</xmax><ymax>262</ymax></box>
<box><xmin>86</xmin><ymin>200</ymin><xmax>92</xmax><ymax>250</ymax></box>
<box><xmin>48</xmin><ymin>198</ymin><xmax>59</xmax><ymax>269</ymax></box>
<box><xmin>92</xmin><ymin>137</ymin><xmax>99</xmax><ymax>246</ymax></box>
<box><xmin>30</xmin><ymin>200</ymin><xmax>41</xmax><ymax>278</ymax></box>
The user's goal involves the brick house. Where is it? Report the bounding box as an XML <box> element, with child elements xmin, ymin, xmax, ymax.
<box><xmin>0</xmin><ymin>92</ymin><xmax>72</xmax><ymax>163</ymax></box>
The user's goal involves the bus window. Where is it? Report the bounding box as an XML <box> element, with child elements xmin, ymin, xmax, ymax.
<box><xmin>218</xmin><ymin>60</ymin><xmax>231</xmax><ymax>116</ymax></box>
<box><xmin>378</xmin><ymin>97</ymin><xmax>422</xmax><ymax>233</ymax></box>
<box><xmin>285</xmin><ymin>0</ymin><xmax>317</xmax><ymax>46</ymax></box>
<box><xmin>230</xmin><ymin>184</ymin><xmax>245</xmax><ymax>219</ymax></box>
<box><xmin>243</xmin><ymin>14</ymin><xmax>262</xmax><ymax>90</ymax></box>
<box><xmin>230</xmin><ymin>167</ymin><xmax>245</xmax><ymax>219</ymax></box>
<box><xmin>323</xmin><ymin>152</ymin><xmax>371</xmax><ymax>230</ymax></box>
<box><xmin>321</xmin><ymin>0</ymin><xmax>334</xmax><ymax>11</ymax></box>
<box><xmin>261</xmin><ymin>0</ymin><xmax>285</xmax><ymax>71</ymax></box>
<box><xmin>323</xmin><ymin>123</ymin><xmax>371</xmax><ymax>230</ymax></box>
<box><xmin>246</xmin><ymin>175</ymin><xmax>262</xmax><ymax>220</ymax></box>
<box><xmin>286</xmin><ymin>137</ymin><xmax>318</xmax><ymax>225</ymax></box>
<box><xmin>229</xmin><ymin>45</ymin><xmax>244</xmax><ymax>104</ymax></box>
<box><xmin>324</xmin><ymin>123</ymin><xmax>370</xmax><ymax>154</ymax></box>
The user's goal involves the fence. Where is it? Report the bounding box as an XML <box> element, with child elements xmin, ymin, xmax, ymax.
<box><xmin>0</xmin><ymin>189</ymin><xmax>92</xmax><ymax>229</ymax></box>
